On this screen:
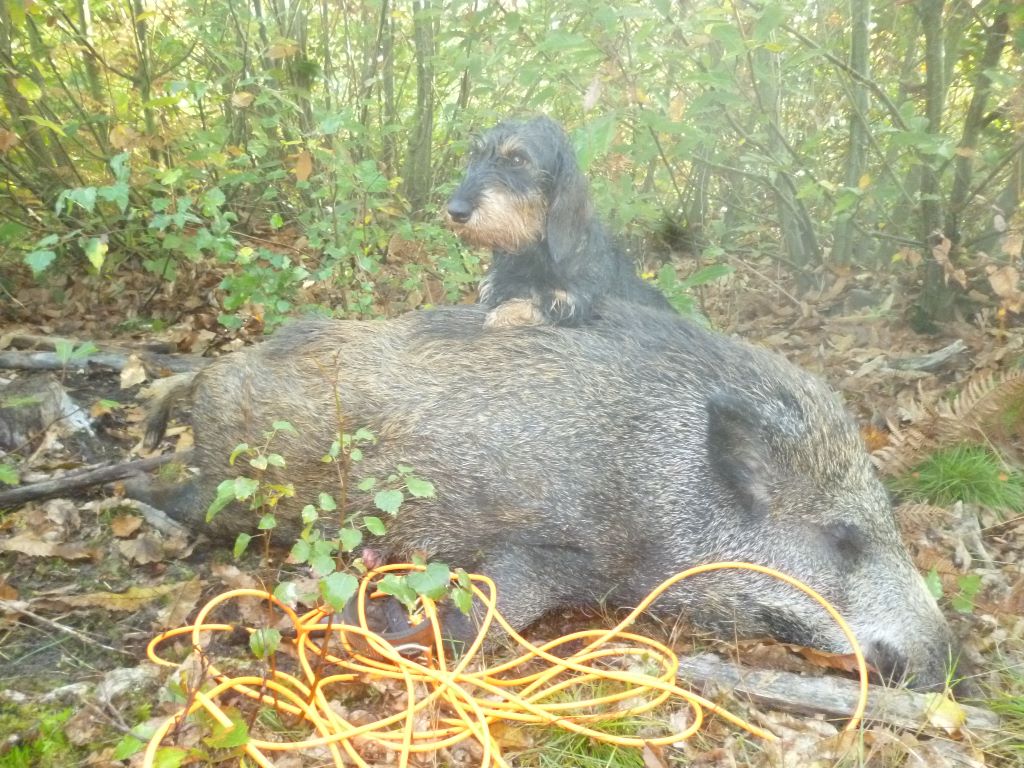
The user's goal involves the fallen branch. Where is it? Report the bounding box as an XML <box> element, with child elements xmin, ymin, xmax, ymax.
<box><xmin>886</xmin><ymin>339</ymin><xmax>967</xmax><ymax>372</ymax></box>
<box><xmin>0</xmin><ymin>452</ymin><xmax>192</xmax><ymax>509</ymax></box>
<box><xmin>3</xmin><ymin>332</ymin><xmax>179</xmax><ymax>355</ymax></box>
<box><xmin>677</xmin><ymin>652</ymin><xmax>999</xmax><ymax>731</ymax></box>
<box><xmin>0</xmin><ymin>350</ymin><xmax>203</xmax><ymax>375</ymax></box>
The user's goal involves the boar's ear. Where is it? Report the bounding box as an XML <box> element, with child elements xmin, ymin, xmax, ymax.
<box><xmin>706</xmin><ymin>392</ymin><xmax>773</xmax><ymax>517</ymax></box>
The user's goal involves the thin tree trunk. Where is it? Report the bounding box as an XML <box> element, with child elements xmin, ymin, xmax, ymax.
<box><xmin>916</xmin><ymin>0</ymin><xmax>952</xmax><ymax>323</ymax></box>
<box><xmin>751</xmin><ymin>47</ymin><xmax>820</xmax><ymax>267</ymax></box>
<box><xmin>833</xmin><ymin>0</ymin><xmax>870</xmax><ymax>265</ymax></box>
<box><xmin>946</xmin><ymin>11</ymin><xmax>1009</xmax><ymax>245</ymax></box>
<box><xmin>403</xmin><ymin>0</ymin><xmax>435</xmax><ymax>217</ymax></box>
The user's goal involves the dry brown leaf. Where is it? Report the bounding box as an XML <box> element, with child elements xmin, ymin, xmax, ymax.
<box><xmin>986</xmin><ymin>264</ymin><xmax>1023</xmax><ymax>313</ymax></box>
<box><xmin>117</xmin><ymin>532</ymin><xmax>165</xmax><ymax>564</ymax></box>
<box><xmin>0</xmin><ymin>129</ymin><xmax>20</xmax><ymax>153</ymax></box>
<box><xmin>293</xmin><ymin>149</ymin><xmax>313</xmax><ymax>182</ymax></box>
<box><xmin>931</xmin><ymin>234</ymin><xmax>968</xmax><ymax>289</ymax></box>
<box><xmin>109</xmin><ymin>124</ymin><xmax>142</xmax><ymax>150</ymax></box>
<box><xmin>110</xmin><ymin>513</ymin><xmax>144</xmax><ymax>538</ymax></box>
<box><xmin>119</xmin><ymin>354</ymin><xmax>147</xmax><ymax>389</ymax></box>
<box><xmin>267</xmin><ymin>39</ymin><xmax>299</xmax><ymax>59</ymax></box>
<box><xmin>0</xmin><ymin>534</ymin><xmax>99</xmax><ymax>561</ymax></box>
<box><xmin>0</xmin><ymin>577</ymin><xmax>18</xmax><ymax>601</ymax></box>
<box><xmin>796</xmin><ymin>646</ymin><xmax>874</xmax><ymax>676</ymax></box>
<box><xmin>154</xmin><ymin>578</ymin><xmax>203</xmax><ymax>629</ymax></box>
<box><xmin>642</xmin><ymin>743</ymin><xmax>670</xmax><ymax>768</ymax></box>
<box><xmin>55</xmin><ymin>582</ymin><xmax>192</xmax><ymax>612</ymax></box>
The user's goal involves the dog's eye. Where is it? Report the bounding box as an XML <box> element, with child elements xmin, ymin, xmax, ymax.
<box><xmin>505</xmin><ymin>152</ymin><xmax>527</xmax><ymax>167</ymax></box>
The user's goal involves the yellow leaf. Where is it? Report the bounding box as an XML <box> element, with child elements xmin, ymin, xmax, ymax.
<box><xmin>923</xmin><ymin>692</ymin><xmax>967</xmax><ymax>731</ymax></box>
<box><xmin>231</xmin><ymin>91</ymin><xmax>255</xmax><ymax>108</ymax></box>
<box><xmin>293</xmin><ymin>149</ymin><xmax>313</xmax><ymax>182</ymax></box>
<box><xmin>13</xmin><ymin>77</ymin><xmax>41</xmax><ymax>101</ymax></box>
<box><xmin>858</xmin><ymin>173</ymin><xmax>871</xmax><ymax>190</ymax></box>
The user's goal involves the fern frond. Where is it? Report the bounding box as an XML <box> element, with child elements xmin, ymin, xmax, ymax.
<box><xmin>872</xmin><ymin>367</ymin><xmax>1024</xmax><ymax>476</ymax></box>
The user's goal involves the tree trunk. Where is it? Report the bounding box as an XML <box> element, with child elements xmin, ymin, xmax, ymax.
<box><xmin>916</xmin><ymin>0</ymin><xmax>952</xmax><ymax>324</ymax></box>
<box><xmin>751</xmin><ymin>47</ymin><xmax>821</xmax><ymax>268</ymax></box>
<box><xmin>832</xmin><ymin>0</ymin><xmax>871</xmax><ymax>265</ymax></box>
<box><xmin>946</xmin><ymin>11</ymin><xmax>1009</xmax><ymax>245</ymax></box>
<box><xmin>402</xmin><ymin>0</ymin><xmax>435</xmax><ymax>218</ymax></box>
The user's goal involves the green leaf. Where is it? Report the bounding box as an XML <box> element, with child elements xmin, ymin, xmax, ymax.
<box><xmin>13</xmin><ymin>77</ymin><xmax>41</xmax><ymax>100</ymax></box>
<box><xmin>153</xmin><ymin>747</ymin><xmax>187</xmax><ymax>768</ymax></box>
<box><xmin>273</xmin><ymin>580</ymin><xmax>299</xmax><ymax>606</ymax></box>
<box><xmin>407</xmin><ymin>562</ymin><xmax>451</xmax><ymax>600</ymax></box>
<box><xmin>233</xmin><ymin>532</ymin><xmax>252</xmax><ymax>558</ymax></box>
<box><xmin>377</xmin><ymin>574</ymin><xmax>418</xmax><ymax>611</ymax></box>
<box><xmin>207</xmin><ymin>479</ymin><xmax>237</xmax><ymax>521</ymax></box>
<box><xmin>374</xmin><ymin>489</ymin><xmax>404</xmax><ymax>515</ymax></box>
<box><xmin>58</xmin><ymin>186</ymin><xmax>97</xmax><ymax>214</ymax></box>
<box><xmin>250</xmin><ymin>627</ymin><xmax>282</xmax><ymax>659</ymax></box>
<box><xmin>951</xmin><ymin>573</ymin><xmax>982</xmax><ymax>614</ymax></box>
<box><xmin>319</xmin><ymin>492</ymin><xmax>337</xmax><ymax>511</ymax></box>
<box><xmin>205</xmin><ymin>710</ymin><xmax>249</xmax><ymax>749</ymax></box>
<box><xmin>233</xmin><ymin>476</ymin><xmax>259</xmax><ymax>500</ymax></box>
<box><xmin>339</xmin><ymin>527</ymin><xmax>363</xmax><ymax>551</ymax></box>
<box><xmin>257</xmin><ymin>513</ymin><xmax>277</xmax><ymax>530</ymax></box>
<box><xmin>452</xmin><ymin>585</ymin><xmax>474</xmax><ymax>616</ymax></box>
<box><xmin>25</xmin><ymin>249</ymin><xmax>56</xmax><ymax>276</ymax></box>
<box><xmin>681</xmin><ymin>264</ymin><xmax>733</xmax><ymax>288</ymax></box>
<box><xmin>229</xmin><ymin>443</ymin><xmax>250</xmax><ymax>465</ymax></box>
<box><xmin>266</xmin><ymin>453</ymin><xmax>286</xmax><ymax>467</ymax></box>
<box><xmin>110</xmin><ymin>152</ymin><xmax>131</xmax><ymax>182</ymax></box>
<box><xmin>353</xmin><ymin>427</ymin><xmax>376</xmax><ymax>443</ymax></box>
<box><xmin>273</xmin><ymin>420</ymin><xmax>297</xmax><ymax>434</ymax></box>
<box><xmin>301</xmin><ymin>504</ymin><xmax>318</xmax><ymax>524</ymax></box>
<box><xmin>753</xmin><ymin>3</ymin><xmax>787</xmax><ymax>40</ymax></box>
<box><xmin>357</xmin><ymin>477</ymin><xmax>377</xmax><ymax>491</ymax></box>
<box><xmin>249</xmin><ymin>455</ymin><xmax>269</xmax><ymax>470</ymax></box>
<box><xmin>320</xmin><ymin>571</ymin><xmax>359</xmax><ymax>611</ymax></box>
<box><xmin>290</xmin><ymin>538</ymin><xmax>311</xmax><ymax>564</ymax></box>
<box><xmin>112</xmin><ymin>734</ymin><xmax>144</xmax><ymax>760</ymax></box>
<box><xmin>363</xmin><ymin>515</ymin><xmax>386</xmax><ymax>536</ymax></box>
<box><xmin>924</xmin><ymin>568</ymin><xmax>943</xmax><ymax>600</ymax></box>
<box><xmin>310</xmin><ymin>553</ymin><xmax>336</xmax><ymax>577</ymax></box>
<box><xmin>405</xmin><ymin>476</ymin><xmax>435</xmax><ymax>498</ymax></box>
<box><xmin>0</xmin><ymin>462</ymin><xmax>19</xmax><ymax>486</ymax></box>
<box><xmin>98</xmin><ymin>181</ymin><xmax>130</xmax><ymax>213</ymax></box>
<box><xmin>20</xmin><ymin>115</ymin><xmax>66</xmax><ymax>136</ymax></box>
<box><xmin>70</xmin><ymin>342</ymin><xmax>98</xmax><ymax>360</ymax></box>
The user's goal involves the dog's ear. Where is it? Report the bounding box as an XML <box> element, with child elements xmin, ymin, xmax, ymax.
<box><xmin>544</xmin><ymin>136</ymin><xmax>593</xmax><ymax>265</ymax></box>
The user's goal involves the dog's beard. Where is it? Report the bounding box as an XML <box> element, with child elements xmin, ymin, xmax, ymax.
<box><xmin>447</xmin><ymin>188</ymin><xmax>546</xmax><ymax>252</ymax></box>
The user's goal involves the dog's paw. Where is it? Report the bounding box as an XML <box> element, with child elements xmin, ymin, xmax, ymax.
<box><xmin>484</xmin><ymin>298</ymin><xmax>546</xmax><ymax>328</ymax></box>
<box><xmin>540</xmin><ymin>289</ymin><xmax>584</xmax><ymax>326</ymax></box>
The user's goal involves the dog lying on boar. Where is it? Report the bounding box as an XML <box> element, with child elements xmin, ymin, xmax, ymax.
<box><xmin>140</xmin><ymin>301</ymin><xmax>957</xmax><ymax>690</ymax></box>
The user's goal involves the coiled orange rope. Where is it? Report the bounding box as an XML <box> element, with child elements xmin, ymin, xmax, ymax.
<box><xmin>143</xmin><ymin>561</ymin><xmax>868</xmax><ymax>767</ymax></box>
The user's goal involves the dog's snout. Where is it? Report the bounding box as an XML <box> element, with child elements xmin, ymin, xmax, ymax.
<box><xmin>447</xmin><ymin>197</ymin><xmax>474</xmax><ymax>224</ymax></box>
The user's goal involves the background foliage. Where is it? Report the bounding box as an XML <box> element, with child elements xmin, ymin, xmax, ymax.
<box><xmin>1</xmin><ymin>0</ymin><xmax>1022</xmax><ymax>328</ymax></box>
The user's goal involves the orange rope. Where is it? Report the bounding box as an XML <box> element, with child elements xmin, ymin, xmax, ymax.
<box><xmin>143</xmin><ymin>561</ymin><xmax>869</xmax><ymax>767</ymax></box>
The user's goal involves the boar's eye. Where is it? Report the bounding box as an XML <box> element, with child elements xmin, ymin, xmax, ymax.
<box><xmin>821</xmin><ymin>521</ymin><xmax>867</xmax><ymax>562</ymax></box>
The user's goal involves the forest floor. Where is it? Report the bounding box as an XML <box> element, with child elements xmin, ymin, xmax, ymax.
<box><xmin>1</xmin><ymin>251</ymin><xmax>1023</xmax><ymax>767</ymax></box>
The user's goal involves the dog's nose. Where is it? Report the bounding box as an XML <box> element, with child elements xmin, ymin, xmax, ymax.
<box><xmin>447</xmin><ymin>197</ymin><xmax>473</xmax><ymax>224</ymax></box>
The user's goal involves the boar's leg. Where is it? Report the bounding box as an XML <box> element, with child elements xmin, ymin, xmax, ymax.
<box><xmin>435</xmin><ymin>542</ymin><xmax>603</xmax><ymax>653</ymax></box>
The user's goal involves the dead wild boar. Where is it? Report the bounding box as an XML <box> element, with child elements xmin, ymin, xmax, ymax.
<box><xmin>141</xmin><ymin>301</ymin><xmax>956</xmax><ymax>690</ymax></box>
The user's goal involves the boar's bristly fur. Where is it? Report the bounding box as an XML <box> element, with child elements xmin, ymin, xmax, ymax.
<box><xmin>141</xmin><ymin>301</ymin><xmax>957</xmax><ymax>690</ymax></box>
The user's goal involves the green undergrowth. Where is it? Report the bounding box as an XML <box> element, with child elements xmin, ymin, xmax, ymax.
<box><xmin>0</xmin><ymin>707</ymin><xmax>77</xmax><ymax>768</ymax></box>
<box><xmin>891</xmin><ymin>444</ymin><xmax>1024</xmax><ymax>515</ymax></box>
<box><xmin>509</xmin><ymin>681</ymin><xmax>665</xmax><ymax>768</ymax></box>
